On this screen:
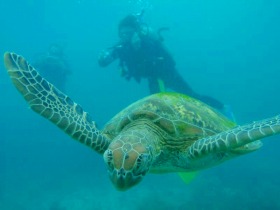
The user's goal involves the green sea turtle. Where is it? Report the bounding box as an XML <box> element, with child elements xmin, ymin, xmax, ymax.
<box><xmin>4</xmin><ymin>52</ymin><xmax>280</xmax><ymax>191</ymax></box>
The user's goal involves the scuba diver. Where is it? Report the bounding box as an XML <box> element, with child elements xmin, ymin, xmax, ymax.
<box><xmin>98</xmin><ymin>13</ymin><xmax>226</xmax><ymax>112</ymax></box>
<box><xmin>34</xmin><ymin>43</ymin><xmax>71</xmax><ymax>92</ymax></box>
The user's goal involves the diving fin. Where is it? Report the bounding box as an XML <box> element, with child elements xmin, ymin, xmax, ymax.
<box><xmin>223</xmin><ymin>104</ymin><xmax>237</xmax><ymax>123</ymax></box>
<box><xmin>157</xmin><ymin>78</ymin><xmax>166</xmax><ymax>92</ymax></box>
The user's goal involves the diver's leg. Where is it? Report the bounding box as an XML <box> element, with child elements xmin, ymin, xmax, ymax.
<box><xmin>195</xmin><ymin>95</ymin><xmax>224</xmax><ymax>110</ymax></box>
<box><xmin>148</xmin><ymin>77</ymin><xmax>160</xmax><ymax>94</ymax></box>
<box><xmin>164</xmin><ymin>71</ymin><xmax>225</xmax><ymax>110</ymax></box>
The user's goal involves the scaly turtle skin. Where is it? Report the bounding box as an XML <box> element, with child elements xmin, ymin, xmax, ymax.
<box><xmin>4</xmin><ymin>52</ymin><xmax>280</xmax><ymax>191</ymax></box>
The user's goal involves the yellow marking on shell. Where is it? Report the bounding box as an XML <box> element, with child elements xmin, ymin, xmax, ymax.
<box><xmin>175</xmin><ymin>104</ymin><xmax>186</xmax><ymax>117</ymax></box>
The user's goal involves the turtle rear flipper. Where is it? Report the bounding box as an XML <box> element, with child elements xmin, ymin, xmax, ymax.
<box><xmin>4</xmin><ymin>52</ymin><xmax>110</xmax><ymax>154</ymax></box>
<box><xmin>187</xmin><ymin>115</ymin><xmax>280</xmax><ymax>160</ymax></box>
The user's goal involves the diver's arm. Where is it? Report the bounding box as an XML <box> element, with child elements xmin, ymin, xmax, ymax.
<box><xmin>98</xmin><ymin>44</ymin><xmax>122</xmax><ymax>67</ymax></box>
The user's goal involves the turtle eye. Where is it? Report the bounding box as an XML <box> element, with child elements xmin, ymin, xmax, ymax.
<box><xmin>104</xmin><ymin>149</ymin><xmax>114</xmax><ymax>171</ymax></box>
<box><xmin>133</xmin><ymin>153</ymin><xmax>149</xmax><ymax>176</ymax></box>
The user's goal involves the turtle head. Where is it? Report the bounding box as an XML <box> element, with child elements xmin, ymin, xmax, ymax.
<box><xmin>103</xmin><ymin>133</ymin><xmax>153</xmax><ymax>191</ymax></box>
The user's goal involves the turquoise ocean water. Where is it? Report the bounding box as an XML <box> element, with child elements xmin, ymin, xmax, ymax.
<box><xmin>1</xmin><ymin>0</ymin><xmax>280</xmax><ymax>209</ymax></box>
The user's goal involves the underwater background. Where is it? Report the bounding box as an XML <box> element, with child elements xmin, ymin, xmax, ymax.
<box><xmin>1</xmin><ymin>0</ymin><xmax>280</xmax><ymax>209</ymax></box>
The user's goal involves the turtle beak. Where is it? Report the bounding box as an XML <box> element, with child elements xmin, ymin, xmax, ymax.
<box><xmin>103</xmin><ymin>144</ymin><xmax>151</xmax><ymax>191</ymax></box>
<box><xmin>103</xmin><ymin>134</ymin><xmax>153</xmax><ymax>190</ymax></box>
<box><xmin>103</xmin><ymin>149</ymin><xmax>144</xmax><ymax>191</ymax></box>
<box><xmin>109</xmin><ymin>168</ymin><xmax>143</xmax><ymax>191</ymax></box>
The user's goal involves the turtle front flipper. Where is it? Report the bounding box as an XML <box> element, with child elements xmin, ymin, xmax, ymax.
<box><xmin>4</xmin><ymin>52</ymin><xmax>110</xmax><ymax>154</ymax></box>
<box><xmin>187</xmin><ymin>115</ymin><xmax>280</xmax><ymax>160</ymax></box>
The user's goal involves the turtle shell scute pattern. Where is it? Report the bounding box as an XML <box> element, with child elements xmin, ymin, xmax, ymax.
<box><xmin>103</xmin><ymin>93</ymin><xmax>235</xmax><ymax>143</ymax></box>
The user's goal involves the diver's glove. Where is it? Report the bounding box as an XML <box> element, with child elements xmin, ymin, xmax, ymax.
<box><xmin>98</xmin><ymin>44</ymin><xmax>122</xmax><ymax>67</ymax></box>
<box><xmin>98</xmin><ymin>50</ymin><xmax>115</xmax><ymax>67</ymax></box>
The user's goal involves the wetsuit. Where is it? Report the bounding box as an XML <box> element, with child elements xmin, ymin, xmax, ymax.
<box><xmin>98</xmin><ymin>30</ymin><xmax>224</xmax><ymax>110</ymax></box>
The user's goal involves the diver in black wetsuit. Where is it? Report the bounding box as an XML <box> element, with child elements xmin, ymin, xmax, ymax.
<box><xmin>98</xmin><ymin>14</ymin><xmax>225</xmax><ymax>111</ymax></box>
